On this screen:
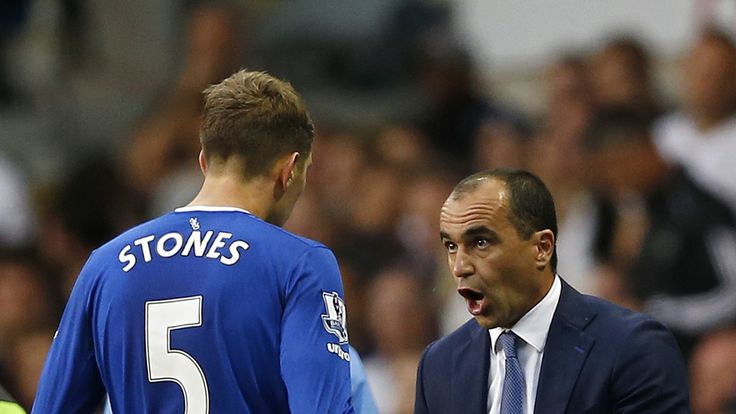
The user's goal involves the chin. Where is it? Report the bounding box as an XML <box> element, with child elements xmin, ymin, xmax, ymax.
<box><xmin>474</xmin><ymin>315</ymin><xmax>500</xmax><ymax>330</ymax></box>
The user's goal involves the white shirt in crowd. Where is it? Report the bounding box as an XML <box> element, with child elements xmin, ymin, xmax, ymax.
<box><xmin>653</xmin><ymin>112</ymin><xmax>736</xmax><ymax>213</ymax></box>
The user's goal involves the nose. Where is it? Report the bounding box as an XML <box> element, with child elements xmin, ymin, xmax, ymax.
<box><xmin>451</xmin><ymin>247</ymin><xmax>474</xmax><ymax>279</ymax></box>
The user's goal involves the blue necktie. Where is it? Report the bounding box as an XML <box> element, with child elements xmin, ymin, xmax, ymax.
<box><xmin>499</xmin><ymin>331</ymin><xmax>525</xmax><ymax>414</ymax></box>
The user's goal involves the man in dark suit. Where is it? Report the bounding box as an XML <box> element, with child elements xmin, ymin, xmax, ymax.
<box><xmin>415</xmin><ymin>168</ymin><xmax>690</xmax><ymax>414</ymax></box>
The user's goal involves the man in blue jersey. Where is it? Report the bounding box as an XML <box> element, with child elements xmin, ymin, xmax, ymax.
<box><xmin>33</xmin><ymin>70</ymin><xmax>354</xmax><ymax>413</ymax></box>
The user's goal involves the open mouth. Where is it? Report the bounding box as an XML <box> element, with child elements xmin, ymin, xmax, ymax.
<box><xmin>457</xmin><ymin>288</ymin><xmax>485</xmax><ymax>316</ymax></box>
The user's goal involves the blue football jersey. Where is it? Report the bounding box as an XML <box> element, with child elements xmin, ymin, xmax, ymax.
<box><xmin>32</xmin><ymin>206</ymin><xmax>354</xmax><ymax>414</ymax></box>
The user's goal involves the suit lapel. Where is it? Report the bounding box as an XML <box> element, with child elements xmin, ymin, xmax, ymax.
<box><xmin>534</xmin><ymin>281</ymin><xmax>595</xmax><ymax>414</ymax></box>
<box><xmin>451</xmin><ymin>321</ymin><xmax>490</xmax><ymax>413</ymax></box>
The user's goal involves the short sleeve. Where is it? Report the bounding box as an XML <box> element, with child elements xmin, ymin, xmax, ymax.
<box><xmin>280</xmin><ymin>247</ymin><xmax>354</xmax><ymax>414</ymax></box>
<box><xmin>32</xmin><ymin>257</ymin><xmax>105</xmax><ymax>413</ymax></box>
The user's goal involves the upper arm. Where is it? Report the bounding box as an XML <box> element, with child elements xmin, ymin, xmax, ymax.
<box><xmin>32</xmin><ymin>262</ymin><xmax>105</xmax><ymax>414</ymax></box>
<box><xmin>280</xmin><ymin>247</ymin><xmax>353</xmax><ymax>414</ymax></box>
<box><xmin>611</xmin><ymin>318</ymin><xmax>691</xmax><ymax>414</ymax></box>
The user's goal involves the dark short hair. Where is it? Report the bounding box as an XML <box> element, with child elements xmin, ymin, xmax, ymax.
<box><xmin>600</xmin><ymin>35</ymin><xmax>651</xmax><ymax>80</ymax></box>
<box><xmin>584</xmin><ymin>106</ymin><xmax>653</xmax><ymax>151</ymax></box>
<box><xmin>201</xmin><ymin>70</ymin><xmax>315</xmax><ymax>177</ymax></box>
<box><xmin>697</xmin><ymin>26</ymin><xmax>736</xmax><ymax>52</ymax></box>
<box><xmin>451</xmin><ymin>168</ymin><xmax>558</xmax><ymax>270</ymax></box>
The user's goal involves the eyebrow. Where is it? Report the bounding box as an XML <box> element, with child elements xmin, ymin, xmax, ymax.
<box><xmin>440</xmin><ymin>225</ymin><xmax>496</xmax><ymax>241</ymax></box>
<box><xmin>464</xmin><ymin>225</ymin><xmax>495</xmax><ymax>238</ymax></box>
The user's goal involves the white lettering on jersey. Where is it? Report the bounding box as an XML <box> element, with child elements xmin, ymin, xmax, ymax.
<box><xmin>119</xmin><ymin>230</ymin><xmax>249</xmax><ymax>272</ymax></box>
<box><xmin>119</xmin><ymin>244</ymin><xmax>136</xmax><ymax>272</ymax></box>
<box><xmin>206</xmin><ymin>232</ymin><xmax>232</xmax><ymax>259</ymax></box>
<box><xmin>326</xmin><ymin>343</ymin><xmax>351</xmax><ymax>361</ymax></box>
<box><xmin>182</xmin><ymin>230</ymin><xmax>213</xmax><ymax>257</ymax></box>
<box><xmin>134</xmin><ymin>235</ymin><xmax>156</xmax><ymax>262</ymax></box>
<box><xmin>220</xmin><ymin>240</ymin><xmax>250</xmax><ymax>265</ymax></box>
<box><xmin>157</xmin><ymin>232</ymin><xmax>184</xmax><ymax>258</ymax></box>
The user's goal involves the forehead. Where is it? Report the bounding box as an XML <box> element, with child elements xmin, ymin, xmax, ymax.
<box><xmin>440</xmin><ymin>179</ymin><xmax>510</xmax><ymax>233</ymax></box>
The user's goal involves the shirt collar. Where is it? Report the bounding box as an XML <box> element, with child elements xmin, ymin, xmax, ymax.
<box><xmin>489</xmin><ymin>275</ymin><xmax>562</xmax><ymax>354</ymax></box>
<box><xmin>174</xmin><ymin>205</ymin><xmax>252</xmax><ymax>214</ymax></box>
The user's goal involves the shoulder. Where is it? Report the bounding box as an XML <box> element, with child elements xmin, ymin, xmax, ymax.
<box><xmin>559</xmin><ymin>282</ymin><xmax>688</xmax><ymax>369</ymax></box>
<box><xmin>565</xmin><ymin>289</ymin><xmax>691</xmax><ymax>410</ymax></box>
<box><xmin>209</xmin><ymin>211</ymin><xmax>329</xmax><ymax>252</ymax></box>
<box><xmin>554</xmin><ymin>281</ymin><xmax>676</xmax><ymax>353</ymax></box>
<box><xmin>256</xmin><ymin>220</ymin><xmax>328</xmax><ymax>250</ymax></box>
<box><xmin>570</xmin><ymin>287</ymin><xmax>667</xmax><ymax>337</ymax></box>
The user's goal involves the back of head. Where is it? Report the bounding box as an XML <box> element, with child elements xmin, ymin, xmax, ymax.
<box><xmin>201</xmin><ymin>70</ymin><xmax>315</xmax><ymax>177</ymax></box>
<box><xmin>452</xmin><ymin>168</ymin><xmax>559</xmax><ymax>270</ymax></box>
<box><xmin>600</xmin><ymin>36</ymin><xmax>650</xmax><ymax>80</ymax></box>
<box><xmin>592</xmin><ymin>35</ymin><xmax>654</xmax><ymax>110</ymax></box>
<box><xmin>584</xmin><ymin>106</ymin><xmax>667</xmax><ymax>197</ymax></box>
<box><xmin>684</xmin><ymin>28</ymin><xmax>736</xmax><ymax>123</ymax></box>
<box><xmin>584</xmin><ymin>106</ymin><xmax>652</xmax><ymax>151</ymax></box>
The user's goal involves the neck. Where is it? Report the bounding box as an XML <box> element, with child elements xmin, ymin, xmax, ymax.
<box><xmin>187</xmin><ymin>173</ymin><xmax>273</xmax><ymax>220</ymax></box>
<box><xmin>526</xmin><ymin>272</ymin><xmax>556</xmax><ymax>314</ymax></box>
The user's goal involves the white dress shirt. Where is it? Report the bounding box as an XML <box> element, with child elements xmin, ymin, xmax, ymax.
<box><xmin>487</xmin><ymin>275</ymin><xmax>562</xmax><ymax>414</ymax></box>
<box><xmin>653</xmin><ymin>112</ymin><xmax>736</xmax><ymax>212</ymax></box>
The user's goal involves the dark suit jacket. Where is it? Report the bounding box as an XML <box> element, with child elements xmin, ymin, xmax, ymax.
<box><xmin>414</xmin><ymin>280</ymin><xmax>691</xmax><ymax>413</ymax></box>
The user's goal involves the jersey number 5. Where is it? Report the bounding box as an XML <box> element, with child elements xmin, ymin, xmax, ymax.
<box><xmin>146</xmin><ymin>296</ymin><xmax>209</xmax><ymax>414</ymax></box>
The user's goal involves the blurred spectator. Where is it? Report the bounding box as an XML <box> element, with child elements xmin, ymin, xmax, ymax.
<box><xmin>336</xmin><ymin>161</ymin><xmax>407</xmax><ymax>279</ymax></box>
<box><xmin>37</xmin><ymin>158</ymin><xmax>139</xmax><ymax>296</ymax></box>
<box><xmin>589</xmin><ymin>35</ymin><xmax>664</xmax><ymax>119</ymax></box>
<box><xmin>0</xmin><ymin>248</ymin><xmax>60</xmax><ymax>410</ymax></box>
<box><xmin>0</xmin><ymin>154</ymin><xmax>33</xmax><ymax>246</ymax></box>
<box><xmin>0</xmin><ymin>0</ymin><xmax>30</xmax><ymax>105</ymax></box>
<box><xmin>528</xmin><ymin>55</ymin><xmax>600</xmax><ymax>294</ymax></box>
<box><xmin>284</xmin><ymin>190</ymin><xmax>339</xmax><ymax>249</ymax></box>
<box><xmin>654</xmin><ymin>28</ymin><xmax>736</xmax><ymax>214</ymax></box>
<box><xmin>374</xmin><ymin>125</ymin><xmax>438</xmax><ymax>173</ymax></box>
<box><xmin>0</xmin><ymin>249</ymin><xmax>59</xmax><ymax>359</ymax></box>
<box><xmin>363</xmin><ymin>265</ymin><xmax>435</xmax><ymax>414</ymax></box>
<box><xmin>395</xmin><ymin>170</ymin><xmax>455</xmax><ymax>278</ymax></box>
<box><xmin>585</xmin><ymin>107</ymin><xmax>736</xmax><ymax>357</ymax></box>
<box><xmin>472</xmin><ymin>119</ymin><xmax>527</xmax><ymax>171</ymax></box>
<box><xmin>690</xmin><ymin>329</ymin><xmax>736</xmax><ymax>414</ymax></box>
<box><xmin>306</xmin><ymin>130</ymin><xmax>368</xmax><ymax>224</ymax></box>
<box><xmin>4</xmin><ymin>328</ymin><xmax>54</xmax><ymax>410</ymax></box>
<box><xmin>125</xmin><ymin>2</ymin><xmax>244</xmax><ymax>214</ymax></box>
<box><xmin>338</xmin><ymin>262</ymin><xmax>372</xmax><ymax>355</ymax></box>
<box><xmin>416</xmin><ymin>35</ymin><xmax>524</xmax><ymax>170</ymax></box>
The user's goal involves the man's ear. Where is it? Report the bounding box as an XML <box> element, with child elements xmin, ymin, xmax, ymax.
<box><xmin>198</xmin><ymin>150</ymin><xmax>207</xmax><ymax>175</ymax></box>
<box><xmin>534</xmin><ymin>229</ymin><xmax>555</xmax><ymax>270</ymax></box>
<box><xmin>277</xmin><ymin>152</ymin><xmax>300</xmax><ymax>190</ymax></box>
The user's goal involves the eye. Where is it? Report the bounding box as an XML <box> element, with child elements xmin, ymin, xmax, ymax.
<box><xmin>444</xmin><ymin>241</ymin><xmax>458</xmax><ymax>253</ymax></box>
<box><xmin>476</xmin><ymin>238</ymin><xmax>490</xmax><ymax>249</ymax></box>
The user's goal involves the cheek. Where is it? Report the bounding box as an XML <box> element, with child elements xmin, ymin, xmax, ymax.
<box><xmin>478</xmin><ymin>250</ymin><xmax>525</xmax><ymax>287</ymax></box>
<box><xmin>474</xmin><ymin>254</ymin><xmax>504</xmax><ymax>284</ymax></box>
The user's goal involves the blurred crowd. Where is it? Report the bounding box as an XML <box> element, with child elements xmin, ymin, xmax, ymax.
<box><xmin>1</xmin><ymin>1</ymin><xmax>736</xmax><ymax>413</ymax></box>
